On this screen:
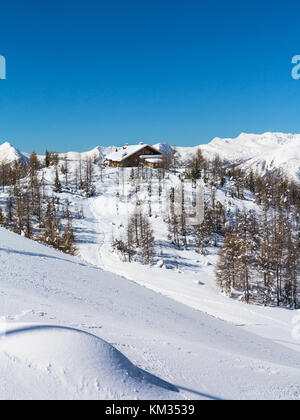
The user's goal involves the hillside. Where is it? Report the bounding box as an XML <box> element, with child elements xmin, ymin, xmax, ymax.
<box><xmin>0</xmin><ymin>135</ymin><xmax>300</xmax><ymax>399</ymax></box>
<box><xmin>176</xmin><ymin>132</ymin><xmax>300</xmax><ymax>181</ymax></box>
<box><xmin>2</xmin><ymin>132</ymin><xmax>300</xmax><ymax>180</ymax></box>
<box><xmin>0</xmin><ymin>142</ymin><xmax>28</xmax><ymax>164</ymax></box>
<box><xmin>0</xmin><ymin>137</ymin><xmax>299</xmax><ymax>311</ymax></box>
<box><xmin>63</xmin><ymin>132</ymin><xmax>300</xmax><ymax>182</ymax></box>
<box><xmin>0</xmin><ymin>227</ymin><xmax>300</xmax><ymax>400</ymax></box>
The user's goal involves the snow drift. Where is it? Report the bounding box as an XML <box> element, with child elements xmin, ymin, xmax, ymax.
<box><xmin>0</xmin><ymin>324</ymin><xmax>178</xmax><ymax>400</ymax></box>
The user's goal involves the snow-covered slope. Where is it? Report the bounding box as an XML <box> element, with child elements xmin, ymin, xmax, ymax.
<box><xmin>177</xmin><ymin>132</ymin><xmax>300</xmax><ymax>180</ymax></box>
<box><xmin>60</xmin><ymin>146</ymin><xmax>113</xmax><ymax>162</ymax></box>
<box><xmin>1</xmin><ymin>225</ymin><xmax>300</xmax><ymax>399</ymax></box>
<box><xmin>153</xmin><ymin>142</ymin><xmax>175</xmax><ymax>155</ymax></box>
<box><xmin>0</xmin><ymin>142</ymin><xmax>27</xmax><ymax>164</ymax></box>
<box><xmin>0</xmin><ymin>324</ymin><xmax>177</xmax><ymax>400</ymax></box>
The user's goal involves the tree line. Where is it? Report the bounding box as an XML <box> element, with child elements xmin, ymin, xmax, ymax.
<box><xmin>113</xmin><ymin>147</ymin><xmax>300</xmax><ymax>308</ymax></box>
<box><xmin>0</xmin><ymin>151</ymin><xmax>79</xmax><ymax>255</ymax></box>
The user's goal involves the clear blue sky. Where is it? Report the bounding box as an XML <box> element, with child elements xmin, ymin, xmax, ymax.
<box><xmin>0</xmin><ymin>0</ymin><xmax>300</xmax><ymax>153</ymax></box>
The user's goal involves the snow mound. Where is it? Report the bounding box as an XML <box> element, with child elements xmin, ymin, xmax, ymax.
<box><xmin>0</xmin><ymin>324</ymin><xmax>179</xmax><ymax>400</ymax></box>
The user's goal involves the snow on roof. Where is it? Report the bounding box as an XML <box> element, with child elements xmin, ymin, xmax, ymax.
<box><xmin>106</xmin><ymin>144</ymin><xmax>160</xmax><ymax>163</ymax></box>
<box><xmin>145</xmin><ymin>158</ymin><xmax>162</xmax><ymax>164</ymax></box>
<box><xmin>140</xmin><ymin>155</ymin><xmax>163</xmax><ymax>160</ymax></box>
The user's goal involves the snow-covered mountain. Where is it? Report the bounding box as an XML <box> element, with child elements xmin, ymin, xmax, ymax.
<box><xmin>1</xmin><ymin>139</ymin><xmax>300</xmax><ymax>399</ymax></box>
<box><xmin>0</xmin><ymin>143</ymin><xmax>113</xmax><ymax>165</ymax></box>
<box><xmin>177</xmin><ymin>132</ymin><xmax>300</xmax><ymax>180</ymax></box>
<box><xmin>70</xmin><ymin>133</ymin><xmax>300</xmax><ymax>181</ymax></box>
<box><xmin>0</xmin><ymin>142</ymin><xmax>28</xmax><ymax>164</ymax></box>
<box><xmin>60</xmin><ymin>146</ymin><xmax>111</xmax><ymax>162</ymax></box>
<box><xmin>61</xmin><ymin>143</ymin><xmax>175</xmax><ymax>163</ymax></box>
<box><xmin>1</xmin><ymin>132</ymin><xmax>300</xmax><ymax>180</ymax></box>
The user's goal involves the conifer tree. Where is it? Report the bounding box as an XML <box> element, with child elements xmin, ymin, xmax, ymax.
<box><xmin>185</xmin><ymin>149</ymin><xmax>206</xmax><ymax>179</ymax></box>
<box><xmin>216</xmin><ymin>232</ymin><xmax>238</xmax><ymax>295</ymax></box>
<box><xmin>259</xmin><ymin>231</ymin><xmax>274</xmax><ymax>307</ymax></box>
<box><xmin>27</xmin><ymin>152</ymin><xmax>41</xmax><ymax>178</ymax></box>
<box><xmin>54</xmin><ymin>168</ymin><xmax>62</xmax><ymax>193</ymax></box>
<box><xmin>140</xmin><ymin>215</ymin><xmax>155</xmax><ymax>265</ymax></box>
<box><xmin>61</xmin><ymin>219</ymin><xmax>77</xmax><ymax>255</ymax></box>
<box><xmin>45</xmin><ymin>150</ymin><xmax>51</xmax><ymax>168</ymax></box>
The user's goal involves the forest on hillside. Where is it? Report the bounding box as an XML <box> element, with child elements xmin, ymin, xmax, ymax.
<box><xmin>0</xmin><ymin>147</ymin><xmax>299</xmax><ymax>309</ymax></box>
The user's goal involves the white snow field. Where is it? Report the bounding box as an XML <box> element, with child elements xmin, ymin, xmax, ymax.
<box><xmin>0</xmin><ymin>227</ymin><xmax>300</xmax><ymax>400</ymax></box>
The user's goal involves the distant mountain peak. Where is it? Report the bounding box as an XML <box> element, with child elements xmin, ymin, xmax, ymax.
<box><xmin>176</xmin><ymin>132</ymin><xmax>300</xmax><ymax>181</ymax></box>
<box><xmin>1</xmin><ymin>132</ymin><xmax>300</xmax><ymax>180</ymax></box>
<box><xmin>0</xmin><ymin>141</ymin><xmax>26</xmax><ymax>164</ymax></box>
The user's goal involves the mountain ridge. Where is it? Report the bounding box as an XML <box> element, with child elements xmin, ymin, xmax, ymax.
<box><xmin>1</xmin><ymin>132</ymin><xmax>300</xmax><ymax>180</ymax></box>
<box><xmin>178</xmin><ymin>132</ymin><xmax>300</xmax><ymax>180</ymax></box>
